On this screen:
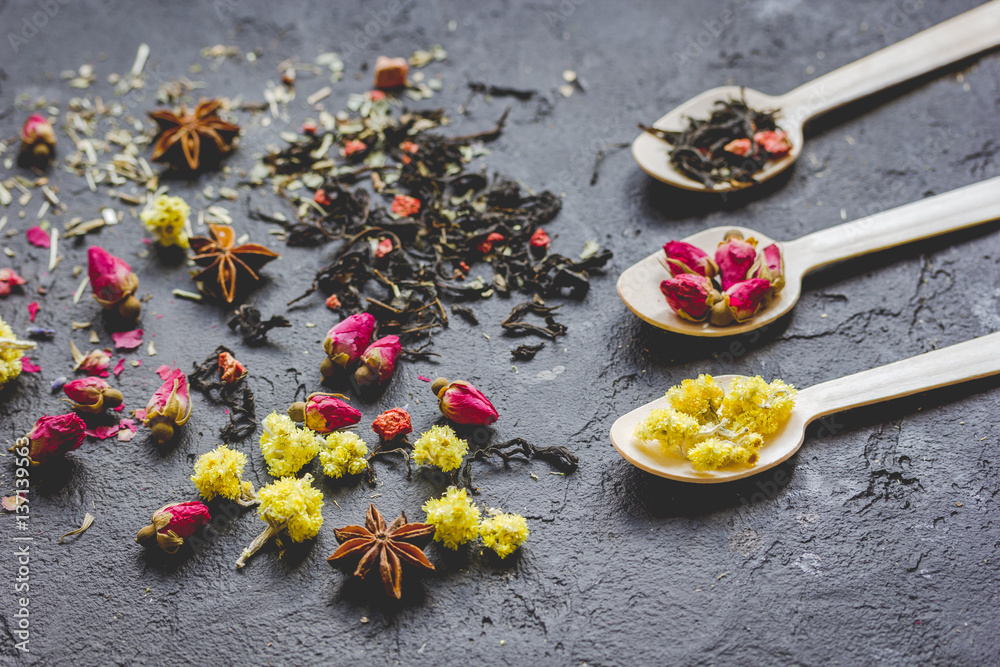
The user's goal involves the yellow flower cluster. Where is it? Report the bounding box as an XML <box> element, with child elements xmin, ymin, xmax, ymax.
<box><xmin>319</xmin><ymin>431</ymin><xmax>370</xmax><ymax>479</ymax></box>
<box><xmin>666</xmin><ymin>374</ymin><xmax>724</xmax><ymax>421</ymax></box>
<box><xmin>412</xmin><ymin>425</ymin><xmax>468</xmax><ymax>472</ymax></box>
<box><xmin>140</xmin><ymin>194</ymin><xmax>190</xmax><ymax>248</ymax></box>
<box><xmin>258</xmin><ymin>474</ymin><xmax>324</xmax><ymax>542</ymax></box>
<box><xmin>479</xmin><ymin>510</ymin><xmax>529</xmax><ymax>558</ymax></box>
<box><xmin>422</xmin><ymin>486</ymin><xmax>480</xmax><ymax>549</ymax></box>
<box><xmin>0</xmin><ymin>318</ymin><xmax>24</xmax><ymax>389</ymax></box>
<box><xmin>721</xmin><ymin>376</ymin><xmax>797</xmax><ymax>435</ymax></box>
<box><xmin>191</xmin><ymin>444</ymin><xmax>253</xmax><ymax>501</ymax></box>
<box><xmin>259</xmin><ymin>412</ymin><xmax>319</xmax><ymax>478</ymax></box>
<box><xmin>633</xmin><ymin>374</ymin><xmax>795</xmax><ymax>471</ymax></box>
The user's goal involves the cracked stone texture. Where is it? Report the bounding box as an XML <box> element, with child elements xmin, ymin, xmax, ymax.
<box><xmin>1</xmin><ymin>0</ymin><xmax>999</xmax><ymax>664</ymax></box>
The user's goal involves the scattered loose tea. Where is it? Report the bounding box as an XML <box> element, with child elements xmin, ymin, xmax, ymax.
<box><xmin>511</xmin><ymin>343</ymin><xmax>545</xmax><ymax>361</ymax></box>
<box><xmin>189</xmin><ymin>346</ymin><xmax>256</xmax><ymax>441</ymax></box>
<box><xmin>227</xmin><ymin>305</ymin><xmax>291</xmax><ymax>346</ymax></box>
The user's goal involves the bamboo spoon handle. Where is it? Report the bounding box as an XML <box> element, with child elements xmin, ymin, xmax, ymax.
<box><xmin>798</xmin><ymin>332</ymin><xmax>1000</xmax><ymax>421</ymax></box>
<box><xmin>778</xmin><ymin>0</ymin><xmax>1000</xmax><ymax>123</ymax></box>
<box><xmin>783</xmin><ymin>177</ymin><xmax>1000</xmax><ymax>276</ymax></box>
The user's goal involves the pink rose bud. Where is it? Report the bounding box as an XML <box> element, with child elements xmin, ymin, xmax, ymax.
<box><xmin>0</xmin><ymin>268</ymin><xmax>27</xmax><ymax>297</ymax></box>
<box><xmin>136</xmin><ymin>501</ymin><xmax>211</xmax><ymax>554</ymax></box>
<box><xmin>287</xmin><ymin>392</ymin><xmax>361</xmax><ymax>433</ymax></box>
<box><xmin>18</xmin><ymin>114</ymin><xmax>57</xmax><ymax>168</ymax></box>
<box><xmin>431</xmin><ymin>378</ymin><xmax>499</xmax><ymax>425</ymax></box>
<box><xmin>25</xmin><ymin>413</ymin><xmax>86</xmax><ymax>465</ymax></box>
<box><xmin>321</xmin><ymin>313</ymin><xmax>376</xmax><ymax>377</ymax></box>
<box><xmin>753</xmin><ymin>242</ymin><xmax>785</xmax><ymax>293</ymax></box>
<box><xmin>77</xmin><ymin>349</ymin><xmax>112</xmax><ymax>376</ymax></box>
<box><xmin>143</xmin><ymin>369</ymin><xmax>192</xmax><ymax>444</ymax></box>
<box><xmin>660</xmin><ymin>273</ymin><xmax>718</xmax><ymax>322</ymax></box>
<box><xmin>87</xmin><ymin>246</ymin><xmax>141</xmax><ymax>320</ymax></box>
<box><xmin>353</xmin><ymin>335</ymin><xmax>401</xmax><ymax>389</ymax></box>
<box><xmin>723</xmin><ymin>138</ymin><xmax>752</xmax><ymax>156</ymax></box>
<box><xmin>725</xmin><ymin>278</ymin><xmax>772</xmax><ymax>322</ymax></box>
<box><xmin>754</xmin><ymin>130</ymin><xmax>791</xmax><ymax>158</ymax></box>
<box><xmin>715</xmin><ymin>231</ymin><xmax>759</xmax><ymax>291</ymax></box>
<box><xmin>662</xmin><ymin>240</ymin><xmax>717</xmax><ymax>277</ymax></box>
<box><xmin>63</xmin><ymin>377</ymin><xmax>123</xmax><ymax>413</ymax></box>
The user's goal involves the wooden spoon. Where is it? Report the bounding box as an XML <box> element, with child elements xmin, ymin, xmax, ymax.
<box><xmin>632</xmin><ymin>1</ymin><xmax>1000</xmax><ymax>192</ymax></box>
<box><xmin>610</xmin><ymin>332</ymin><xmax>1000</xmax><ymax>483</ymax></box>
<box><xmin>617</xmin><ymin>176</ymin><xmax>1000</xmax><ymax>337</ymax></box>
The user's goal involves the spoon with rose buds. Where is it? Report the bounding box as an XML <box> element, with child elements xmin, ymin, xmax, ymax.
<box><xmin>632</xmin><ymin>1</ymin><xmax>1000</xmax><ymax>193</ymax></box>
<box><xmin>617</xmin><ymin>176</ymin><xmax>1000</xmax><ymax>337</ymax></box>
<box><xmin>610</xmin><ymin>331</ymin><xmax>1000</xmax><ymax>483</ymax></box>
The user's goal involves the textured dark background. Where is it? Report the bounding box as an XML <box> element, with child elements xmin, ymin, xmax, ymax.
<box><xmin>1</xmin><ymin>0</ymin><xmax>998</xmax><ymax>665</ymax></box>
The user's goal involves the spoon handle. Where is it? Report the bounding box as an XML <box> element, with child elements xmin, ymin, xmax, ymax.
<box><xmin>798</xmin><ymin>332</ymin><xmax>1000</xmax><ymax>422</ymax></box>
<box><xmin>783</xmin><ymin>176</ymin><xmax>1000</xmax><ymax>275</ymax></box>
<box><xmin>778</xmin><ymin>1</ymin><xmax>1000</xmax><ymax>122</ymax></box>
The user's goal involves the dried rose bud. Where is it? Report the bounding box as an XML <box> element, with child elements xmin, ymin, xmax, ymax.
<box><xmin>136</xmin><ymin>501</ymin><xmax>211</xmax><ymax>554</ymax></box>
<box><xmin>530</xmin><ymin>228</ymin><xmax>551</xmax><ymax>254</ymax></box>
<box><xmin>372</xmin><ymin>408</ymin><xmax>412</xmax><ymax>440</ymax></box>
<box><xmin>63</xmin><ymin>377</ymin><xmax>123</xmax><ymax>414</ymax></box>
<box><xmin>660</xmin><ymin>274</ymin><xmax>719</xmax><ymax>322</ymax></box>
<box><xmin>754</xmin><ymin>130</ymin><xmax>791</xmax><ymax>157</ymax></box>
<box><xmin>0</xmin><ymin>268</ymin><xmax>27</xmax><ymax>297</ymax></box>
<box><xmin>723</xmin><ymin>138</ymin><xmax>752</xmax><ymax>156</ymax></box>
<box><xmin>354</xmin><ymin>335</ymin><xmax>401</xmax><ymax>389</ymax></box>
<box><xmin>87</xmin><ymin>246</ymin><xmax>141</xmax><ymax>320</ymax></box>
<box><xmin>715</xmin><ymin>231</ymin><xmax>758</xmax><ymax>291</ymax></box>
<box><xmin>321</xmin><ymin>312</ymin><xmax>376</xmax><ymax>377</ymax></box>
<box><xmin>725</xmin><ymin>278</ymin><xmax>772</xmax><ymax>322</ymax></box>
<box><xmin>143</xmin><ymin>369</ymin><xmax>192</xmax><ymax>444</ymax></box>
<box><xmin>663</xmin><ymin>240</ymin><xmax>717</xmax><ymax>277</ymax></box>
<box><xmin>288</xmin><ymin>392</ymin><xmax>361</xmax><ymax>433</ymax></box>
<box><xmin>375</xmin><ymin>238</ymin><xmax>393</xmax><ymax>258</ymax></box>
<box><xmin>391</xmin><ymin>194</ymin><xmax>421</xmax><ymax>218</ymax></box>
<box><xmin>77</xmin><ymin>349</ymin><xmax>111</xmax><ymax>376</ymax></box>
<box><xmin>343</xmin><ymin>139</ymin><xmax>367</xmax><ymax>157</ymax></box>
<box><xmin>431</xmin><ymin>378</ymin><xmax>499</xmax><ymax>425</ymax></box>
<box><xmin>218</xmin><ymin>351</ymin><xmax>246</xmax><ymax>384</ymax></box>
<box><xmin>25</xmin><ymin>413</ymin><xmax>86</xmax><ymax>465</ymax></box>
<box><xmin>18</xmin><ymin>114</ymin><xmax>57</xmax><ymax>168</ymax></box>
<box><xmin>374</xmin><ymin>55</ymin><xmax>409</xmax><ymax>89</ymax></box>
<box><xmin>758</xmin><ymin>242</ymin><xmax>785</xmax><ymax>292</ymax></box>
<box><xmin>478</xmin><ymin>232</ymin><xmax>505</xmax><ymax>254</ymax></box>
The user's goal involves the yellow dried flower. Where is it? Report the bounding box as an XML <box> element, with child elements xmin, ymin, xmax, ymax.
<box><xmin>422</xmin><ymin>486</ymin><xmax>480</xmax><ymax>549</ymax></box>
<box><xmin>140</xmin><ymin>194</ymin><xmax>190</xmax><ymax>248</ymax></box>
<box><xmin>259</xmin><ymin>412</ymin><xmax>319</xmax><ymax>478</ymax></box>
<box><xmin>687</xmin><ymin>437</ymin><xmax>754</xmax><ymax>471</ymax></box>
<box><xmin>412</xmin><ymin>425</ymin><xmax>468</xmax><ymax>472</ymax></box>
<box><xmin>632</xmin><ymin>407</ymin><xmax>700</xmax><ymax>454</ymax></box>
<box><xmin>191</xmin><ymin>444</ymin><xmax>256</xmax><ymax>504</ymax></box>
<box><xmin>666</xmin><ymin>373</ymin><xmax>724</xmax><ymax>420</ymax></box>
<box><xmin>0</xmin><ymin>317</ymin><xmax>25</xmax><ymax>389</ymax></box>
<box><xmin>257</xmin><ymin>473</ymin><xmax>324</xmax><ymax>542</ymax></box>
<box><xmin>320</xmin><ymin>431</ymin><xmax>370</xmax><ymax>479</ymax></box>
<box><xmin>479</xmin><ymin>510</ymin><xmax>529</xmax><ymax>558</ymax></box>
<box><xmin>721</xmin><ymin>376</ymin><xmax>797</xmax><ymax>435</ymax></box>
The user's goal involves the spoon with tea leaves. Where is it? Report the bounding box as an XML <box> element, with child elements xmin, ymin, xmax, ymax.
<box><xmin>610</xmin><ymin>331</ymin><xmax>1000</xmax><ymax>483</ymax></box>
<box><xmin>632</xmin><ymin>1</ymin><xmax>1000</xmax><ymax>192</ymax></box>
<box><xmin>618</xmin><ymin>176</ymin><xmax>1000</xmax><ymax>337</ymax></box>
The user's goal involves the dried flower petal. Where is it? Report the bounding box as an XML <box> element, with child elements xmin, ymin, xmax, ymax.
<box><xmin>391</xmin><ymin>195</ymin><xmax>421</xmax><ymax>217</ymax></box>
<box><xmin>26</xmin><ymin>226</ymin><xmax>50</xmax><ymax>249</ymax></box>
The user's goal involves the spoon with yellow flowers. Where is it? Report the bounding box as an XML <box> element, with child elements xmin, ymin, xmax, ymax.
<box><xmin>633</xmin><ymin>1</ymin><xmax>1000</xmax><ymax>192</ymax></box>
<box><xmin>618</xmin><ymin>176</ymin><xmax>1000</xmax><ymax>337</ymax></box>
<box><xmin>610</xmin><ymin>332</ymin><xmax>1000</xmax><ymax>483</ymax></box>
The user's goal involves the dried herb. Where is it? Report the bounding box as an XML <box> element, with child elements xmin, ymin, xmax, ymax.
<box><xmin>189</xmin><ymin>224</ymin><xmax>280</xmax><ymax>303</ymax></box>
<box><xmin>590</xmin><ymin>141</ymin><xmax>630</xmax><ymax>186</ymax></box>
<box><xmin>640</xmin><ymin>98</ymin><xmax>790</xmax><ymax>187</ymax></box>
<box><xmin>189</xmin><ymin>345</ymin><xmax>257</xmax><ymax>441</ymax></box>
<box><xmin>511</xmin><ymin>343</ymin><xmax>545</xmax><ymax>361</ymax></box>
<box><xmin>149</xmin><ymin>99</ymin><xmax>240</xmax><ymax>172</ymax></box>
<box><xmin>450</xmin><ymin>305</ymin><xmax>478</xmax><ymax>325</ymax></box>
<box><xmin>501</xmin><ymin>301</ymin><xmax>567</xmax><ymax>340</ymax></box>
<box><xmin>227</xmin><ymin>306</ymin><xmax>291</xmax><ymax>346</ymax></box>
<box><xmin>327</xmin><ymin>504</ymin><xmax>435</xmax><ymax>599</ymax></box>
<box><xmin>456</xmin><ymin>437</ymin><xmax>578</xmax><ymax>492</ymax></box>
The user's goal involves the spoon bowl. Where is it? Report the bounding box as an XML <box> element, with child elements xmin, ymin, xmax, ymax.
<box><xmin>617</xmin><ymin>177</ymin><xmax>1000</xmax><ymax>337</ymax></box>
<box><xmin>633</xmin><ymin>2</ymin><xmax>1000</xmax><ymax>192</ymax></box>
<box><xmin>610</xmin><ymin>332</ymin><xmax>1000</xmax><ymax>483</ymax></box>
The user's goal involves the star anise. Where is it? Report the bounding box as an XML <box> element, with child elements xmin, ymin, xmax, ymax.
<box><xmin>149</xmin><ymin>99</ymin><xmax>240</xmax><ymax>171</ymax></box>
<box><xmin>327</xmin><ymin>504</ymin><xmax>435</xmax><ymax>599</ymax></box>
<box><xmin>189</xmin><ymin>224</ymin><xmax>279</xmax><ymax>303</ymax></box>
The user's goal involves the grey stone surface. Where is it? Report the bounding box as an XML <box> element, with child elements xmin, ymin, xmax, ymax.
<box><xmin>0</xmin><ymin>0</ymin><xmax>998</xmax><ymax>665</ymax></box>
